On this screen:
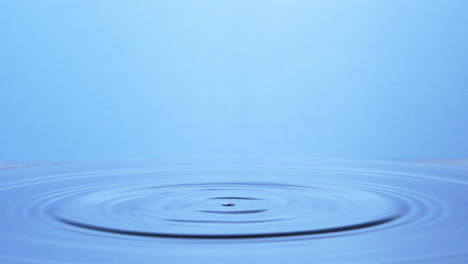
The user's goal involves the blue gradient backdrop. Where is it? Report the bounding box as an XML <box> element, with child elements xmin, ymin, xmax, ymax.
<box><xmin>1</xmin><ymin>1</ymin><xmax>468</xmax><ymax>161</ymax></box>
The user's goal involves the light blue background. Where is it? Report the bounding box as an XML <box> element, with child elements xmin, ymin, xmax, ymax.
<box><xmin>1</xmin><ymin>0</ymin><xmax>468</xmax><ymax>161</ymax></box>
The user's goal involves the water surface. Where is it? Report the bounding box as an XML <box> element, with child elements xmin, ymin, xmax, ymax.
<box><xmin>1</xmin><ymin>160</ymin><xmax>468</xmax><ymax>263</ymax></box>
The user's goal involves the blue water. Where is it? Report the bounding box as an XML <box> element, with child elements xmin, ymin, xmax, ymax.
<box><xmin>2</xmin><ymin>1</ymin><xmax>468</xmax><ymax>262</ymax></box>
<box><xmin>1</xmin><ymin>160</ymin><xmax>468</xmax><ymax>263</ymax></box>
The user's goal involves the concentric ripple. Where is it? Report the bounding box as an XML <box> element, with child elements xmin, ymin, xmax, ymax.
<box><xmin>1</xmin><ymin>160</ymin><xmax>468</xmax><ymax>264</ymax></box>
<box><xmin>50</xmin><ymin>182</ymin><xmax>405</xmax><ymax>239</ymax></box>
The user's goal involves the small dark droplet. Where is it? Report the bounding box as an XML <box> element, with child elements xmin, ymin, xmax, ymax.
<box><xmin>222</xmin><ymin>203</ymin><xmax>235</xmax><ymax>207</ymax></box>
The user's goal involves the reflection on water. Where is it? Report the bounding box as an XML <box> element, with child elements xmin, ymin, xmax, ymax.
<box><xmin>1</xmin><ymin>160</ymin><xmax>468</xmax><ymax>263</ymax></box>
